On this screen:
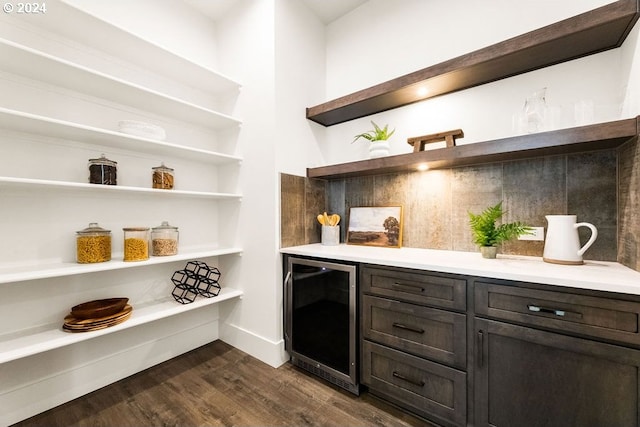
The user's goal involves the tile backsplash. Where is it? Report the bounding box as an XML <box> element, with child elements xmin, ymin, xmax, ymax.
<box><xmin>281</xmin><ymin>138</ymin><xmax>640</xmax><ymax>272</ymax></box>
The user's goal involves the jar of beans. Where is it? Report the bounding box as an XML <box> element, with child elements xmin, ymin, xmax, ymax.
<box><xmin>152</xmin><ymin>162</ymin><xmax>174</xmax><ymax>190</ymax></box>
<box><xmin>123</xmin><ymin>227</ymin><xmax>150</xmax><ymax>261</ymax></box>
<box><xmin>151</xmin><ymin>221</ymin><xmax>179</xmax><ymax>256</ymax></box>
<box><xmin>88</xmin><ymin>154</ymin><xmax>117</xmax><ymax>185</ymax></box>
<box><xmin>76</xmin><ymin>223</ymin><xmax>112</xmax><ymax>264</ymax></box>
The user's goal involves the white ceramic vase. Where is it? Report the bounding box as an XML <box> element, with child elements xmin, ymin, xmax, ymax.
<box><xmin>369</xmin><ymin>140</ymin><xmax>390</xmax><ymax>158</ymax></box>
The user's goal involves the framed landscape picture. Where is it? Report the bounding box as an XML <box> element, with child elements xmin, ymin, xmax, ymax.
<box><xmin>346</xmin><ymin>206</ymin><xmax>403</xmax><ymax>248</ymax></box>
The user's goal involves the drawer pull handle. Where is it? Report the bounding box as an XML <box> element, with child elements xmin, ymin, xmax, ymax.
<box><xmin>392</xmin><ymin>371</ymin><xmax>425</xmax><ymax>387</ymax></box>
<box><xmin>392</xmin><ymin>282</ymin><xmax>425</xmax><ymax>293</ymax></box>
<box><xmin>528</xmin><ymin>304</ymin><xmax>565</xmax><ymax>316</ymax></box>
<box><xmin>527</xmin><ymin>304</ymin><xmax>582</xmax><ymax>319</ymax></box>
<box><xmin>392</xmin><ymin>322</ymin><xmax>425</xmax><ymax>334</ymax></box>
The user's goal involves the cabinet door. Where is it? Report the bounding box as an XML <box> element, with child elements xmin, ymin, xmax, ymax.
<box><xmin>474</xmin><ymin>318</ymin><xmax>640</xmax><ymax>427</ymax></box>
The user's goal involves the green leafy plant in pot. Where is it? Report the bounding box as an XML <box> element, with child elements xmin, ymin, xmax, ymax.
<box><xmin>468</xmin><ymin>201</ymin><xmax>532</xmax><ymax>258</ymax></box>
<box><xmin>353</xmin><ymin>121</ymin><xmax>395</xmax><ymax>158</ymax></box>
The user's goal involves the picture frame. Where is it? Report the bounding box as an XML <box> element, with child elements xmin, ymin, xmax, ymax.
<box><xmin>346</xmin><ymin>206</ymin><xmax>403</xmax><ymax>248</ymax></box>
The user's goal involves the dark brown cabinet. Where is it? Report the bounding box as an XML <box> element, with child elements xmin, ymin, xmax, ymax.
<box><xmin>319</xmin><ymin>257</ymin><xmax>640</xmax><ymax>426</ymax></box>
<box><xmin>360</xmin><ymin>265</ymin><xmax>468</xmax><ymax>427</ymax></box>
<box><xmin>474</xmin><ymin>280</ymin><xmax>640</xmax><ymax>427</ymax></box>
<box><xmin>474</xmin><ymin>318</ymin><xmax>640</xmax><ymax>427</ymax></box>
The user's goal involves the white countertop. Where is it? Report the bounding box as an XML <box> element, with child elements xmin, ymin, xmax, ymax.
<box><xmin>281</xmin><ymin>244</ymin><xmax>640</xmax><ymax>296</ymax></box>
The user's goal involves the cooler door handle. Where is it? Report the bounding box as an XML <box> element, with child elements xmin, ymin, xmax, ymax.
<box><xmin>283</xmin><ymin>271</ymin><xmax>292</xmax><ymax>342</ymax></box>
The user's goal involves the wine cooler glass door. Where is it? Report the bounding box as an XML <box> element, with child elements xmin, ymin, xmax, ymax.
<box><xmin>285</xmin><ymin>257</ymin><xmax>358</xmax><ymax>394</ymax></box>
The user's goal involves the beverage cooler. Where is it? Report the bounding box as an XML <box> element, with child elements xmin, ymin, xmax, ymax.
<box><xmin>283</xmin><ymin>256</ymin><xmax>359</xmax><ymax>395</ymax></box>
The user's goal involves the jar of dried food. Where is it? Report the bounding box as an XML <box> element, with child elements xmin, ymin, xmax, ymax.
<box><xmin>151</xmin><ymin>221</ymin><xmax>179</xmax><ymax>256</ymax></box>
<box><xmin>88</xmin><ymin>154</ymin><xmax>117</xmax><ymax>185</ymax></box>
<box><xmin>123</xmin><ymin>227</ymin><xmax>150</xmax><ymax>261</ymax></box>
<box><xmin>76</xmin><ymin>222</ymin><xmax>112</xmax><ymax>264</ymax></box>
<box><xmin>152</xmin><ymin>162</ymin><xmax>174</xmax><ymax>190</ymax></box>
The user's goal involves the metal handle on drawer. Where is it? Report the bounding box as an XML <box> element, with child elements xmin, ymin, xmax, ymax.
<box><xmin>392</xmin><ymin>322</ymin><xmax>425</xmax><ymax>334</ymax></box>
<box><xmin>392</xmin><ymin>282</ymin><xmax>424</xmax><ymax>293</ymax></box>
<box><xmin>527</xmin><ymin>304</ymin><xmax>582</xmax><ymax>318</ymax></box>
<box><xmin>392</xmin><ymin>371</ymin><xmax>425</xmax><ymax>387</ymax></box>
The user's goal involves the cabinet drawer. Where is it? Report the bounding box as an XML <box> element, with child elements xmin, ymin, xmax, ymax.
<box><xmin>362</xmin><ymin>340</ymin><xmax>466</xmax><ymax>427</ymax></box>
<box><xmin>475</xmin><ymin>281</ymin><xmax>640</xmax><ymax>346</ymax></box>
<box><xmin>362</xmin><ymin>295</ymin><xmax>466</xmax><ymax>369</ymax></box>
<box><xmin>361</xmin><ymin>265</ymin><xmax>466</xmax><ymax>311</ymax></box>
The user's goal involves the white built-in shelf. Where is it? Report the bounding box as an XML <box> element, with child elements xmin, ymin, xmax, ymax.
<box><xmin>0</xmin><ymin>38</ymin><xmax>242</xmax><ymax>130</ymax></box>
<box><xmin>0</xmin><ymin>287</ymin><xmax>243</xmax><ymax>364</ymax></box>
<box><xmin>0</xmin><ymin>247</ymin><xmax>243</xmax><ymax>284</ymax></box>
<box><xmin>0</xmin><ymin>108</ymin><xmax>242</xmax><ymax>165</ymax></box>
<box><xmin>19</xmin><ymin>0</ymin><xmax>241</xmax><ymax>96</ymax></box>
<box><xmin>0</xmin><ymin>176</ymin><xmax>242</xmax><ymax>200</ymax></box>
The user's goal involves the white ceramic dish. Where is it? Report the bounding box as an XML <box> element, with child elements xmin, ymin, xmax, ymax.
<box><xmin>118</xmin><ymin>120</ymin><xmax>166</xmax><ymax>140</ymax></box>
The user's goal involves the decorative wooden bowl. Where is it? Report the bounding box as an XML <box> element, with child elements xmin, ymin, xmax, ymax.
<box><xmin>71</xmin><ymin>297</ymin><xmax>129</xmax><ymax>320</ymax></box>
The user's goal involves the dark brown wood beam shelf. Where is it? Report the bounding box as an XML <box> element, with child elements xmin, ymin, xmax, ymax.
<box><xmin>307</xmin><ymin>117</ymin><xmax>639</xmax><ymax>179</ymax></box>
<box><xmin>306</xmin><ymin>0</ymin><xmax>640</xmax><ymax>127</ymax></box>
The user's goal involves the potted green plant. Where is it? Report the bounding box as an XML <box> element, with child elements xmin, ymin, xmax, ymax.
<box><xmin>468</xmin><ymin>201</ymin><xmax>532</xmax><ymax>258</ymax></box>
<box><xmin>353</xmin><ymin>121</ymin><xmax>395</xmax><ymax>158</ymax></box>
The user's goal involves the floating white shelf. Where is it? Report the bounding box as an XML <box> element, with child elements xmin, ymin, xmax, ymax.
<box><xmin>0</xmin><ymin>287</ymin><xmax>243</xmax><ymax>364</ymax></box>
<box><xmin>26</xmin><ymin>0</ymin><xmax>242</xmax><ymax>96</ymax></box>
<box><xmin>0</xmin><ymin>108</ymin><xmax>243</xmax><ymax>165</ymax></box>
<box><xmin>0</xmin><ymin>176</ymin><xmax>242</xmax><ymax>200</ymax></box>
<box><xmin>0</xmin><ymin>38</ymin><xmax>242</xmax><ymax>130</ymax></box>
<box><xmin>0</xmin><ymin>247</ymin><xmax>243</xmax><ymax>284</ymax></box>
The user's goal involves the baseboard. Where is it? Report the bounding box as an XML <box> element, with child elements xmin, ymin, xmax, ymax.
<box><xmin>220</xmin><ymin>321</ymin><xmax>288</xmax><ymax>368</ymax></box>
<box><xmin>0</xmin><ymin>312</ymin><xmax>218</xmax><ymax>426</ymax></box>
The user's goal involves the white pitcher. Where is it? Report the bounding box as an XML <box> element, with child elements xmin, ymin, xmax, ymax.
<box><xmin>543</xmin><ymin>215</ymin><xmax>597</xmax><ymax>265</ymax></box>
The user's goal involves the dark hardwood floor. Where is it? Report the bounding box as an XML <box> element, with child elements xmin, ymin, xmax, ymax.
<box><xmin>12</xmin><ymin>340</ymin><xmax>436</xmax><ymax>427</ymax></box>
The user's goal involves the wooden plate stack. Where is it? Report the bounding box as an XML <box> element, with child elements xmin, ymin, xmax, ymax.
<box><xmin>63</xmin><ymin>298</ymin><xmax>132</xmax><ymax>333</ymax></box>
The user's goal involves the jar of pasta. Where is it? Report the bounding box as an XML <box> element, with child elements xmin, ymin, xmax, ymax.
<box><xmin>123</xmin><ymin>227</ymin><xmax>150</xmax><ymax>261</ymax></box>
<box><xmin>152</xmin><ymin>162</ymin><xmax>174</xmax><ymax>190</ymax></box>
<box><xmin>151</xmin><ymin>221</ymin><xmax>179</xmax><ymax>256</ymax></box>
<box><xmin>76</xmin><ymin>223</ymin><xmax>112</xmax><ymax>264</ymax></box>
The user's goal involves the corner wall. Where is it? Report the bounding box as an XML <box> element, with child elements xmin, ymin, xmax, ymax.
<box><xmin>619</xmin><ymin>136</ymin><xmax>640</xmax><ymax>271</ymax></box>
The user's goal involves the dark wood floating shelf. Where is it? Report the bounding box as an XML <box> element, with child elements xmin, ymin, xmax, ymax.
<box><xmin>306</xmin><ymin>0</ymin><xmax>640</xmax><ymax>127</ymax></box>
<box><xmin>307</xmin><ymin>117</ymin><xmax>640</xmax><ymax>179</ymax></box>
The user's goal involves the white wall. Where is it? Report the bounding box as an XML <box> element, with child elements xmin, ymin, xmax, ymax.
<box><xmin>216</xmin><ymin>0</ymin><xmax>328</xmax><ymax>367</ymax></box>
<box><xmin>313</xmin><ymin>0</ymin><xmax>639</xmax><ymax>167</ymax></box>
<box><xmin>213</xmin><ymin>0</ymin><xmax>289</xmax><ymax>367</ymax></box>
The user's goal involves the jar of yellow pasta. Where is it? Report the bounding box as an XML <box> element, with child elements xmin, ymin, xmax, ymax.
<box><xmin>123</xmin><ymin>227</ymin><xmax>150</xmax><ymax>261</ymax></box>
<box><xmin>76</xmin><ymin>223</ymin><xmax>112</xmax><ymax>264</ymax></box>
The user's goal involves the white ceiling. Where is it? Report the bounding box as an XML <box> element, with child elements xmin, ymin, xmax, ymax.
<box><xmin>183</xmin><ymin>0</ymin><xmax>368</xmax><ymax>24</ymax></box>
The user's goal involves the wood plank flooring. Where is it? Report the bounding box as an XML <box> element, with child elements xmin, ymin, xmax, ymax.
<box><xmin>12</xmin><ymin>340</ymin><xmax>437</xmax><ymax>427</ymax></box>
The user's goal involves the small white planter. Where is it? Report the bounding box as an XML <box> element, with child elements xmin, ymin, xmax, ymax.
<box><xmin>369</xmin><ymin>140</ymin><xmax>390</xmax><ymax>158</ymax></box>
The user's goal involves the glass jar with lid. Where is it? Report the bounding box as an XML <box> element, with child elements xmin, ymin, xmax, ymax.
<box><xmin>152</xmin><ymin>162</ymin><xmax>174</xmax><ymax>190</ymax></box>
<box><xmin>76</xmin><ymin>222</ymin><xmax>112</xmax><ymax>263</ymax></box>
<box><xmin>88</xmin><ymin>154</ymin><xmax>117</xmax><ymax>185</ymax></box>
<box><xmin>151</xmin><ymin>221</ymin><xmax>179</xmax><ymax>256</ymax></box>
<box><xmin>123</xmin><ymin>227</ymin><xmax>150</xmax><ymax>261</ymax></box>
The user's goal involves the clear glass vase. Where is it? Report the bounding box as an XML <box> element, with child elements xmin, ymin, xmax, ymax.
<box><xmin>523</xmin><ymin>88</ymin><xmax>547</xmax><ymax>133</ymax></box>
